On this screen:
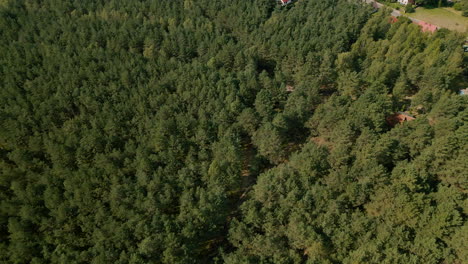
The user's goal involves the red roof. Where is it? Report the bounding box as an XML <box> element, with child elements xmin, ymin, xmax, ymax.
<box><xmin>417</xmin><ymin>21</ymin><xmax>438</xmax><ymax>33</ymax></box>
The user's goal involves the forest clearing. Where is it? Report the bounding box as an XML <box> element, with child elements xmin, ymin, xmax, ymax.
<box><xmin>408</xmin><ymin>7</ymin><xmax>468</xmax><ymax>32</ymax></box>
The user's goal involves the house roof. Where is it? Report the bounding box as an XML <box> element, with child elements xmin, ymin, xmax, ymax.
<box><xmin>417</xmin><ymin>21</ymin><xmax>438</xmax><ymax>33</ymax></box>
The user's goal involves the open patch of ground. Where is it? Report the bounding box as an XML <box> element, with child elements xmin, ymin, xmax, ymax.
<box><xmin>407</xmin><ymin>7</ymin><xmax>468</xmax><ymax>32</ymax></box>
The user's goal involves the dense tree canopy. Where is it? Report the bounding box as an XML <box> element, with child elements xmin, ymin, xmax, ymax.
<box><xmin>0</xmin><ymin>0</ymin><xmax>466</xmax><ymax>263</ymax></box>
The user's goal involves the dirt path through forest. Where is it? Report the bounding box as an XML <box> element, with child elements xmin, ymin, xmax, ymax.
<box><xmin>239</xmin><ymin>139</ymin><xmax>256</xmax><ymax>201</ymax></box>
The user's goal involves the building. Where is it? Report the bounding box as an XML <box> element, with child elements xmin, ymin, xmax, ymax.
<box><xmin>386</xmin><ymin>112</ymin><xmax>415</xmax><ymax>126</ymax></box>
<box><xmin>398</xmin><ymin>0</ymin><xmax>416</xmax><ymax>4</ymax></box>
<box><xmin>459</xmin><ymin>88</ymin><xmax>468</xmax><ymax>95</ymax></box>
<box><xmin>280</xmin><ymin>0</ymin><xmax>292</xmax><ymax>5</ymax></box>
<box><xmin>417</xmin><ymin>21</ymin><xmax>438</xmax><ymax>33</ymax></box>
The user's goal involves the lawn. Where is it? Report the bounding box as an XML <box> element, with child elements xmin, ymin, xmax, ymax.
<box><xmin>407</xmin><ymin>7</ymin><xmax>468</xmax><ymax>33</ymax></box>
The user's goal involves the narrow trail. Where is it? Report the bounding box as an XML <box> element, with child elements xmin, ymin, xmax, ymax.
<box><xmin>239</xmin><ymin>139</ymin><xmax>256</xmax><ymax>202</ymax></box>
<box><xmin>202</xmin><ymin>139</ymin><xmax>258</xmax><ymax>256</ymax></box>
<box><xmin>363</xmin><ymin>0</ymin><xmax>429</xmax><ymax>24</ymax></box>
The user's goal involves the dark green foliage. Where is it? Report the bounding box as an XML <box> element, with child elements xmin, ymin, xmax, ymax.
<box><xmin>454</xmin><ymin>0</ymin><xmax>468</xmax><ymax>16</ymax></box>
<box><xmin>225</xmin><ymin>4</ymin><xmax>467</xmax><ymax>264</ymax></box>
<box><xmin>405</xmin><ymin>4</ymin><xmax>416</xmax><ymax>13</ymax></box>
<box><xmin>0</xmin><ymin>0</ymin><xmax>466</xmax><ymax>263</ymax></box>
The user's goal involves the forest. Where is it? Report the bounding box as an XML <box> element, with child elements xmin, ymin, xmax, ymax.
<box><xmin>0</xmin><ymin>0</ymin><xmax>466</xmax><ymax>263</ymax></box>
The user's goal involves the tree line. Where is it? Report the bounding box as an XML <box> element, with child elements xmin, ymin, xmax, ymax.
<box><xmin>0</xmin><ymin>0</ymin><xmax>466</xmax><ymax>263</ymax></box>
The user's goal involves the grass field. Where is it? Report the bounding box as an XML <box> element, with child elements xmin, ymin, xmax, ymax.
<box><xmin>407</xmin><ymin>7</ymin><xmax>468</xmax><ymax>33</ymax></box>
